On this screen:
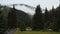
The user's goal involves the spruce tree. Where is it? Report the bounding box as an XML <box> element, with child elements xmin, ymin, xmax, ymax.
<box><xmin>0</xmin><ymin>7</ymin><xmax>3</xmax><ymax>34</ymax></box>
<box><xmin>32</xmin><ymin>5</ymin><xmax>43</xmax><ymax>31</ymax></box>
<box><xmin>0</xmin><ymin>6</ymin><xmax>7</xmax><ymax>34</ymax></box>
<box><xmin>44</xmin><ymin>8</ymin><xmax>49</xmax><ymax>29</ymax></box>
<box><xmin>53</xmin><ymin>5</ymin><xmax>60</xmax><ymax>31</ymax></box>
<box><xmin>50</xmin><ymin>6</ymin><xmax>56</xmax><ymax>31</ymax></box>
<box><xmin>8</xmin><ymin>6</ymin><xmax>17</xmax><ymax>29</ymax></box>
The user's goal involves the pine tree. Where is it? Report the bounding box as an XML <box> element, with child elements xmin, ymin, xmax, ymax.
<box><xmin>0</xmin><ymin>7</ymin><xmax>3</xmax><ymax>34</ymax></box>
<box><xmin>44</xmin><ymin>8</ymin><xmax>49</xmax><ymax>29</ymax></box>
<box><xmin>8</xmin><ymin>6</ymin><xmax>17</xmax><ymax>29</ymax></box>
<box><xmin>32</xmin><ymin>5</ymin><xmax>43</xmax><ymax>31</ymax></box>
<box><xmin>0</xmin><ymin>6</ymin><xmax>7</xmax><ymax>34</ymax></box>
<box><xmin>52</xmin><ymin>5</ymin><xmax>60</xmax><ymax>31</ymax></box>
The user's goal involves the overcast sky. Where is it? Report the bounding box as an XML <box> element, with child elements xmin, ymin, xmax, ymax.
<box><xmin>0</xmin><ymin>0</ymin><xmax>60</xmax><ymax>15</ymax></box>
<box><xmin>0</xmin><ymin>0</ymin><xmax>60</xmax><ymax>9</ymax></box>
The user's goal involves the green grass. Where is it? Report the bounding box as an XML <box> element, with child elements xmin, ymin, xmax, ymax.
<box><xmin>13</xmin><ymin>29</ymin><xmax>60</xmax><ymax>34</ymax></box>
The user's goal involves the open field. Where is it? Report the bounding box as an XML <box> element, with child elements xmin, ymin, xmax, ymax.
<box><xmin>13</xmin><ymin>29</ymin><xmax>60</xmax><ymax>34</ymax></box>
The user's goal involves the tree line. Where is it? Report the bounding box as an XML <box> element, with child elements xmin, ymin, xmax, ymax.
<box><xmin>32</xmin><ymin>5</ymin><xmax>60</xmax><ymax>31</ymax></box>
<box><xmin>0</xmin><ymin>4</ymin><xmax>60</xmax><ymax>34</ymax></box>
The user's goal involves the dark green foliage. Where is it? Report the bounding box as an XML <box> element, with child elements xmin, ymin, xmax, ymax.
<box><xmin>8</xmin><ymin>8</ymin><xmax>17</xmax><ymax>29</ymax></box>
<box><xmin>0</xmin><ymin>14</ymin><xmax>4</xmax><ymax>34</ymax></box>
<box><xmin>52</xmin><ymin>5</ymin><xmax>60</xmax><ymax>31</ymax></box>
<box><xmin>44</xmin><ymin>5</ymin><xmax>60</xmax><ymax>32</ymax></box>
<box><xmin>19</xmin><ymin>21</ymin><xmax>26</xmax><ymax>31</ymax></box>
<box><xmin>16</xmin><ymin>10</ymin><xmax>31</xmax><ymax>31</ymax></box>
<box><xmin>32</xmin><ymin>5</ymin><xmax>43</xmax><ymax>31</ymax></box>
<box><xmin>44</xmin><ymin>8</ymin><xmax>49</xmax><ymax>29</ymax></box>
<box><xmin>0</xmin><ymin>6</ymin><xmax>7</xmax><ymax>34</ymax></box>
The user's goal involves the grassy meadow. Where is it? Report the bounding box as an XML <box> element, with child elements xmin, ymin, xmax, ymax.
<box><xmin>13</xmin><ymin>28</ymin><xmax>60</xmax><ymax>34</ymax></box>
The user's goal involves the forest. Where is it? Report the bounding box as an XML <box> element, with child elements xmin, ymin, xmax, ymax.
<box><xmin>0</xmin><ymin>4</ymin><xmax>60</xmax><ymax>34</ymax></box>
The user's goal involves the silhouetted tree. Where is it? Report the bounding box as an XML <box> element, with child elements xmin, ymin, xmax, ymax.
<box><xmin>44</xmin><ymin>8</ymin><xmax>49</xmax><ymax>29</ymax></box>
<box><xmin>0</xmin><ymin>6</ymin><xmax>7</xmax><ymax>34</ymax></box>
<box><xmin>52</xmin><ymin>5</ymin><xmax>60</xmax><ymax>31</ymax></box>
<box><xmin>8</xmin><ymin>6</ymin><xmax>17</xmax><ymax>29</ymax></box>
<box><xmin>32</xmin><ymin>5</ymin><xmax>43</xmax><ymax>31</ymax></box>
<box><xmin>0</xmin><ymin>8</ymin><xmax>3</xmax><ymax>34</ymax></box>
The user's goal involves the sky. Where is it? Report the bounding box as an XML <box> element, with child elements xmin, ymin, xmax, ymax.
<box><xmin>0</xmin><ymin>0</ymin><xmax>59</xmax><ymax>9</ymax></box>
<box><xmin>0</xmin><ymin>0</ymin><xmax>60</xmax><ymax>15</ymax></box>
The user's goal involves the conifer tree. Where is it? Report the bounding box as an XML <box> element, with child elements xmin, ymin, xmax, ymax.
<box><xmin>52</xmin><ymin>5</ymin><xmax>60</xmax><ymax>31</ymax></box>
<box><xmin>0</xmin><ymin>6</ymin><xmax>7</xmax><ymax>34</ymax></box>
<box><xmin>32</xmin><ymin>5</ymin><xmax>43</xmax><ymax>31</ymax></box>
<box><xmin>44</xmin><ymin>8</ymin><xmax>49</xmax><ymax>29</ymax></box>
<box><xmin>8</xmin><ymin>6</ymin><xmax>17</xmax><ymax>29</ymax></box>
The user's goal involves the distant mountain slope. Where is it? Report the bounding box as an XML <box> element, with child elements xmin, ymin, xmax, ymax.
<box><xmin>15</xmin><ymin>9</ymin><xmax>32</xmax><ymax>27</ymax></box>
<box><xmin>1</xmin><ymin>6</ymin><xmax>32</xmax><ymax>27</ymax></box>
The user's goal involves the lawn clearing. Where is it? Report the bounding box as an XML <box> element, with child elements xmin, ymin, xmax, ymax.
<box><xmin>13</xmin><ymin>29</ymin><xmax>60</xmax><ymax>34</ymax></box>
